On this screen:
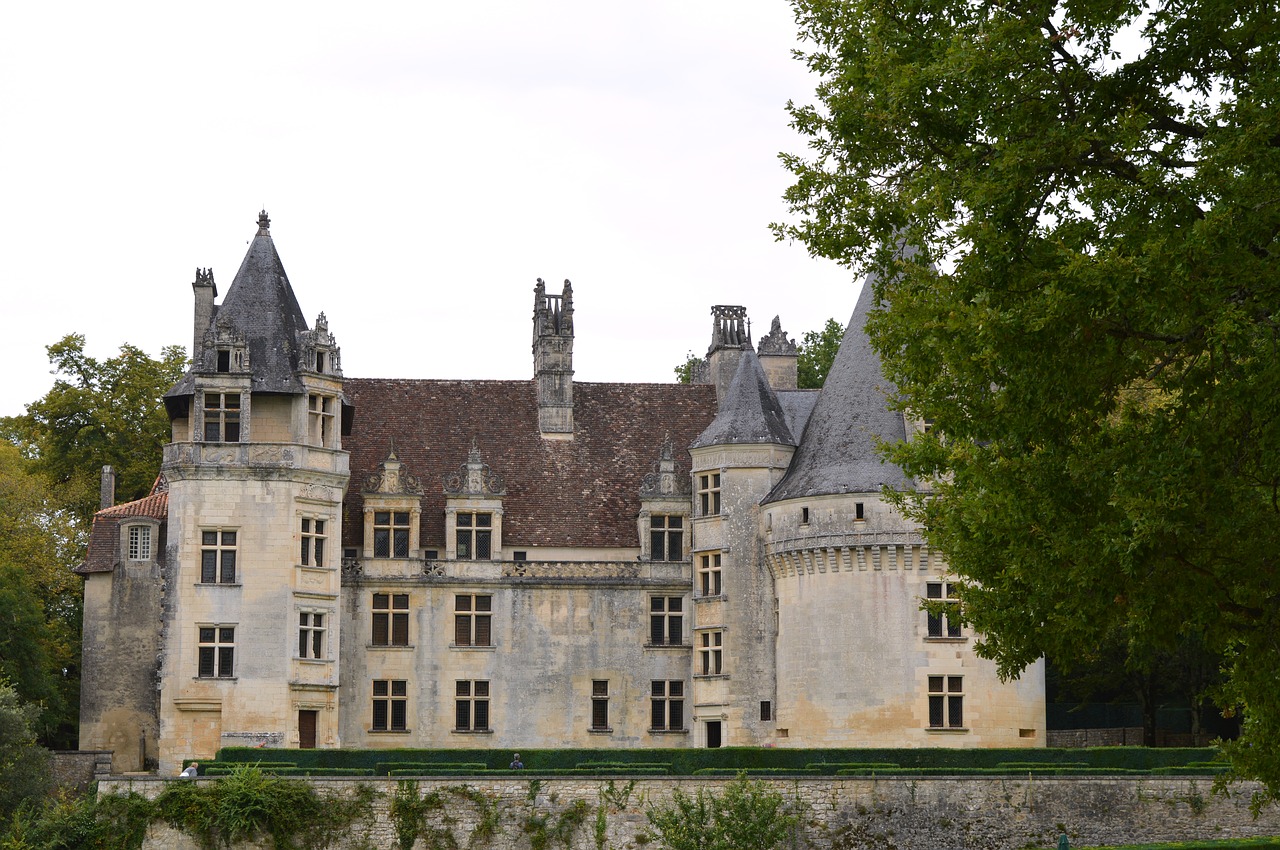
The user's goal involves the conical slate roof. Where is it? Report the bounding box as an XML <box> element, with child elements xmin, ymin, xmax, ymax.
<box><xmin>764</xmin><ymin>268</ymin><xmax>913</xmax><ymax>502</ymax></box>
<box><xmin>167</xmin><ymin>212</ymin><xmax>311</xmax><ymax>399</ymax></box>
<box><xmin>691</xmin><ymin>349</ymin><xmax>795</xmax><ymax>448</ymax></box>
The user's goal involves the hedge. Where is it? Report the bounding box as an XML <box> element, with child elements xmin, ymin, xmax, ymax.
<box><xmin>213</xmin><ymin>745</ymin><xmax>1223</xmax><ymax>776</ymax></box>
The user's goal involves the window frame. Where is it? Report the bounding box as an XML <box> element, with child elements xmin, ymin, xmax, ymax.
<box><xmin>455</xmin><ymin>511</ymin><xmax>493</xmax><ymax>560</ymax></box>
<box><xmin>308</xmin><ymin>393</ymin><xmax>335</xmax><ymax>447</ymax></box>
<box><xmin>697</xmin><ymin>473</ymin><xmax>721</xmax><ymax>517</ymax></box>
<box><xmin>372</xmin><ymin>593</ymin><xmax>410</xmax><ymax>647</ymax></box>
<box><xmin>372</xmin><ymin>679</ymin><xmax>408</xmax><ymax>732</ymax></box>
<box><xmin>649</xmin><ymin>596</ymin><xmax>684</xmax><ymax>646</ymax></box>
<box><xmin>927</xmin><ymin>675</ymin><xmax>965</xmax><ymax>729</ymax></box>
<box><xmin>591</xmin><ymin>680</ymin><xmax>610</xmax><ymax>732</ymax></box>
<box><xmin>298</xmin><ymin>611</ymin><xmax>326</xmax><ymax>660</ymax></box>
<box><xmin>649</xmin><ymin>515</ymin><xmax>684</xmax><ymax>562</ymax></box>
<box><xmin>698</xmin><ymin>552</ymin><xmax>723</xmax><ymax>597</ymax></box>
<box><xmin>202</xmin><ymin>391</ymin><xmax>241</xmax><ymax>442</ymax></box>
<box><xmin>698</xmin><ymin>629</ymin><xmax>724</xmax><ymax>676</ymax></box>
<box><xmin>300</xmin><ymin>517</ymin><xmax>327</xmax><ymax>567</ymax></box>
<box><xmin>197</xmin><ymin>625</ymin><xmax>235</xmax><ymax>678</ymax></box>
<box><xmin>127</xmin><ymin>524</ymin><xmax>153</xmax><ymax>562</ymax></box>
<box><xmin>650</xmin><ymin>679</ymin><xmax>685</xmax><ymax>732</ymax></box>
<box><xmin>925</xmin><ymin>582</ymin><xmax>963</xmax><ymax>639</ymax></box>
<box><xmin>455</xmin><ymin>680</ymin><xmax>491</xmax><ymax>732</ymax></box>
<box><xmin>454</xmin><ymin>593</ymin><xmax>493</xmax><ymax>647</ymax></box>
<box><xmin>199</xmin><ymin>528</ymin><xmax>238</xmax><ymax>584</ymax></box>
<box><xmin>373</xmin><ymin>511</ymin><xmax>411</xmax><ymax>559</ymax></box>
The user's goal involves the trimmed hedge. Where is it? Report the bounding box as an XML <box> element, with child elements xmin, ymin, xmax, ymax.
<box><xmin>376</xmin><ymin>762</ymin><xmax>488</xmax><ymax>775</ymax></box>
<box><xmin>213</xmin><ymin>745</ymin><xmax>1223</xmax><ymax>776</ymax></box>
<box><xmin>205</xmin><ymin>766</ymin><xmax>372</xmax><ymax>776</ymax></box>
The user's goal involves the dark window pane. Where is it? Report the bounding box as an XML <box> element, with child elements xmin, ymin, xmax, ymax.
<box><xmin>218</xmin><ymin>648</ymin><xmax>233</xmax><ymax>677</ymax></box>
<box><xmin>926</xmin><ymin>583</ymin><xmax>942</xmax><ymax>599</ymax></box>
<box><xmin>374</xmin><ymin>529</ymin><xmax>390</xmax><ymax>558</ymax></box>
<box><xmin>947</xmin><ymin>615</ymin><xmax>962</xmax><ymax>638</ymax></box>
<box><xmin>393</xmin><ymin>529</ymin><xmax>409</xmax><ymax>558</ymax></box>
<box><xmin>476</xmin><ymin>596</ymin><xmax>491</xmax><ymax>612</ymax></box>
<box><xmin>457</xmin><ymin>532</ymin><xmax>471</xmax><ymax>559</ymax></box>
<box><xmin>668</xmin><ymin>533</ymin><xmax>682</xmax><ymax>561</ymax></box>
<box><xmin>929</xmin><ymin>695</ymin><xmax>944</xmax><ymax>727</ymax></box>
<box><xmin>668</xmin><ymin>681</ymin><xmax>683</xmax><ymax>697</ymax></box>
<box><xmin>473</xmin><ymin>701</ymin><xmax>489</xmax><ymax>730</ymax></box>
<box><xmin>476</xmin><ymin>531</ymin><xmax>491</xmax><ymax>559</ymax></box>
<box><xmin>651</xmin><ymin>700</ymin><xmax>664</xmax><ymax>729</ymax></box>
<box><xmin>391</xmin><ymin>613</ymin><xmax>409</xmax><ymax>646</ymax></box>
<box><xmin>372</xmin><ymin>613</ymin><xmax>389</xmax><ymax>646</ymax></box>
<box><xmin>204</xmin><ymin>423</ymin><xmax>221</xmax><ymax>441</ymax></box>
<box><xmin>201</xmin><ymin>551</ymin><xmax>216</xmax><ymax>583</ymax></box>
<box><xmin>592</xmin><ymin>699</ymin><xmax>608</xmax><ymax>730</ymax></box>
<box><xmin>927</xmin><ymin>612</ymin><xmax>943</xmax><ymax>637</ymax></box>
<box><xmin>669</xmin><ymin>598</ymin><xmax>682</xmax><ymax>612</ymax></box>
<box><xmin>203</xmin><ymin>531</ymin><xmax>217</xmax><ymax>546</ymax></box>
<box><xmin>394</xmin><ymin>512</ymin><xmax>409</xmax><ymax>524</ymax></box>
<box><xmin>651</xmin><ymin>531</ymin><xmax>665</xmax><ymax>561</ymax></box>
<box><xmin>669</xmin><ymin>615</ymin><xmax>682</xmax><ymax>643</ymax></box>
<box><xmin>456</xmin><ymin>701</ymin><xmax>470</xmax><ymax>730</ymax></box>
<box><xmin>475</xmin><ymin>615</ymin><xmax>491</xmax><ymax>647</ymax></box>
<box><xmin>375</xmin><ymin>512</ymin><xmax>390</xmax><ymax>524</ymax></box>
<box><xmin>391</xmin><ymin>680</ymin><xmax>407</xmax><ymax>697</ymax></box>
<box><xmin>198</xmin><ymin>647</ymin><xmax>214</xmax><ymax>677</ymax></box>
<box><xmin>949</xmin><ymin>696</ymin><xmax>964</xmax><ymax>728</ymax></box>
<box><xmin>457</xmin><ymin>513</ymin><xmax>472</xmax><ymax>528</ymax></box>
<box><xmin>373</xmin><ymin>701</ymin><xmax>388</xmax><ymax>730</ymax></box>
<box><xmin>456</xmin><ymin>615</ymin><xmax>471</xmax><ymax>646</ymax></box>
<box><xmin>651</xmin><ymin>681</ymin><xmax>665</xmax><ymax>697</ymax></box>
<box><xmin>928</xmin><ymin>676</ymin><xmax>944</xmax><ymax>693</ymax></box>
<box><xmin>220</xmin><ymin>551</ymin><xmax>236</xmax><ymax>583</ymax></box>
<box><xmin>650</xmin><ymin>616</ymin><xmax>664</xmax><ymax>645</ymax></box>
<box><xmin>474</xmin><ymin>681</ymin><xmax>489</xmax><ymax>697</ymax></box>
<box><xmin>669</xmin><ymin>699</ymin><xmax>683</xmax><ymax>730</ymax></box>
<box><xmin>476</xmin><ymin>513</ymin><xmax>491</xmax><ymax>528</ymax></box>
<box><xmin>391</xmin><ymin>700</ymin><xmax>406</xmax><ymax>731</ymax></box>
<box><xmin>373</xmin><ymin>680</ymin><xmax>388</xmax><ymax>696</ymax></box>
<box><xmin>314</xmin><ymin>538</ymin><xmax>324</xmax><ymax>565</ymax></box>
<box><xmin>392</xmin><ymin>595</ymin><xmax>409</xmax><ymax>610</ymax></box>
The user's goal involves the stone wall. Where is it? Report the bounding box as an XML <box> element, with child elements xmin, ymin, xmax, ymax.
<box><xmin>99</xmin><ymin>774</ymin><xmax>1280</xmax><ymax>850</ymax></box>
<box><xmin>50</xmin><ymin>750</ymin><xmax>112</xmax><ymax>795</ymax></box>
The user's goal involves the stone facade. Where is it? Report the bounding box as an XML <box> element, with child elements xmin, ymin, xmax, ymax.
<box><xmin>99</xmin><ymin>775</ymin><xmax>1280</xmax><ymax>850</ymax></box>
<box><xmin>78</xmin><ymin>213</ymin><xmax>1042</xmax><ymax>775</ymax></box>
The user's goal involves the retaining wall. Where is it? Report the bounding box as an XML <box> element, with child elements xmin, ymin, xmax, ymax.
<box><xmin>98</xmin><ymin>774</ymin><xmax>1280</xmax><ymax>850</ymax></box>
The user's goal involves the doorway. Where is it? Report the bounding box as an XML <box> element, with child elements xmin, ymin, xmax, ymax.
<box><xmin>298</xmin><ymin>710</ymin><xmax>317</xmax><ymax>749</ymax></box>
<box><xmin>705</xmin><ymin>720</ymin><xmax>722</xmax><ymax>748</ymax></box>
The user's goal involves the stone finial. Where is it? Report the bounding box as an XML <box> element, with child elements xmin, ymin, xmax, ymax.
<box><xmin>757</xmin><ymin>315</ymin><xmax>797</xmax><ymax>355</ymax></box>
<box><xmin>444</xmin><ymin>439</ymin><xmax>506</xmax><ymax>496</ymax></box>
<box><xmin>363</xmin><ymin>445</ymin><xmax>423</xmax><ymax>495</ymax></box>
<box><xmin>639</xmin><ymin>436</ymin><xmax>690</xmax><ymax>497</ymax></box>
<box><xmin>257</xmin><ymin>210</ymin><xmax>271</xmax><ymax>235</ymax></box>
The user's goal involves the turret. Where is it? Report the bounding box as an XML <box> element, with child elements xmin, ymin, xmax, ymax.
<box><xmin>756</xmin><ymin>315</ymin><xmax>798</xmax><ymax>391</ymax></box>
<box><xmin>533</xmin><ymin>278</ymin><xmax>574</xmax><ymax>437</ymax></box>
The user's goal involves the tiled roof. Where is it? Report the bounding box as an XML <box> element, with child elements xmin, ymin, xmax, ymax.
<box><xmin>167</xmin><ymin>213</ymin><xmax>311</xmax><ymax>400</ymax></box>
<box><xmin>78</xmin><ymin>492</ymin><xmax>169</xmax><ymax>574</ymax></box>
<box><xmin>691</xmin><ymin>350</ymin><xmax>795</xmax><ymax>448</ymax></box>
<box><xmin>765</xmin><ymin>267</ymin><xmax>914</xmax><ymax>503</ymax></box>
<box><xmin>342</xmin><ymin>379</ymin><xmax>718</xmax><ymax>550</ymax></box>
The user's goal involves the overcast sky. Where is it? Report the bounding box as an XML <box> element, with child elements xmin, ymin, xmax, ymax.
<box><xmin>0</xmin><ymin>2</ymin><xmax>860</xmax><ymax>418</ymax></box>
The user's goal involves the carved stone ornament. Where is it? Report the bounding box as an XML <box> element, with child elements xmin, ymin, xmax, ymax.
<box><xmin>639</xmin><ymin>436</ymin><xmax>690</xmax><ymax>497</ymax></box>
<box><xmin>363</xmin><ymin>446</ymin><xmax>424</xmax><ymax>495</ymax></box>
<box><xmin>152</xmin><ymin>474</ymin><xmax>170</xmax><ymax>494</ymax></box>
<box><xmin>756</xmin><ymin>315</ymin><xmax>797</xmax><ymax>356</ymax></box>
<box><xmin>443</xmin><ymin>438</ymin><xmax>506</xmax><ymax>496</ymax></box>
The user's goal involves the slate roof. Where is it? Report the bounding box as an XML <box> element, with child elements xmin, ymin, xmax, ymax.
<box><xmin>77</xmin><ymin>492</ymin><xmax>169</xmax><ymax>574</ymax></box>
<box><xmin>764</xmin><ymin>271</ymin><xmax>914</xmax><ymax>503</ymax></box>
<box><xmin>690</xmin><ymin>350</ymin><xmax>795</xmax><ymax>448</ymax></box>
<box><xmin>167</xmin><ymin>212</ymin><xmax>311</xmax><ymax>400</ymax></box>
<box><xmin>343</xmin><ymin>379</ymin><xmax>718</xmax><ymax>550</ymax></box>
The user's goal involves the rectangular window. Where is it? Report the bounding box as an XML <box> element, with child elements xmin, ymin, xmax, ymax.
<box><xmin>926</xmin><ymin>582</ymin><xmax>963</xmax><ymax>638</ymax></box>
<box><xmin>372</xmin><ymin>679</ymin><xmax>407</xmax><ymax>731</ymax></box>
<box><xmin>298</xmin><ymin>612</ymin><xmax>325</xmax><ymax>659</ymax></box>
<box><xmin>308</xmin><ymin>394</ymin><xmax>334</xmax><ymax>447</ymax></box>
<box><xmin>197</xmin><ymin>626</ymin><xmax>235</xmax><ymax>678</ymax></box>
<box><xmin>372</xmin><ymin>593</ymin><xmax>409</xmax><ymax>646</ymax></box>
<box><xmin>591</xmin><ymin>680</ymin><xmax>609</xmax><ymax>731</ymax></box>
<box><xmin>649</xmin><ymin>596</ymin><xmax>683</xmax><ymax>646</ymax></box>
<box><xmin>760</xmin><ymin>700</ymin><xmax>772</xmax><ymax>722</ymax></box>
<box><xmin>300</xmin><ymin>517</ymin><xmax>326</xmax><ymax>567</ymax></box>
<box><xmin>455</xmin><ymin>680</ymin><xmax>491</xmax><ymax>731</ymax></box>
<box><xmin>649</xmin><ymin>515</ymin><xmax>684</xmax><ymax>561</ymax></box>
<box><xmin>456</xmin><ymin>512</ymin><xmax>492</xmax><ymax>560</ymax></box>
<box><xmin>698</xmin><ymin>473</ymin><xmax>721</xmax><ymax>517</ymax></box>
<box><xmin>698</xmin><ymin>552</ymin><xmax>722</xmax><ymax>597</ymax></box>
<box><xmin>454</xmin><ymin>594</ymin><xmax>492</xmax><ymax>647</ymax></box>
<box><xmin>928</xmin><ymin>675</ymin><xmax>964</xmax><ymax>728</ymax></box>
<box><xmin>699</xmin><ymin>630</ymin><xmax>723</xmax><ymax>675</ymax></box>
<box><xmin>200</xmin><ymin>529</ymin><xmax>238</xmax><ymax>584</ymax></box>
<box><xmin>128</xmin><ymin>525</ymin><xmax>152</xmax><ymax>561</ymax></box>
<box><xmin>202</xmin><ymin>392</ymin><xmax>241</xmax><ymax>442</ymax></box>
<box><xmin>650</xmin><ymin>680</ymin><xmax>685</xmax><ymax>731</ymax></box>
<box><xmin>373</xmin><ymin>512</ymin><xmax>411</xmax><ymax>558</ymax></box>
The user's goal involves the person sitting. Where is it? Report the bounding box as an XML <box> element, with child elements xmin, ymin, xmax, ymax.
<box><xmin>509</xmin><ymin>753</ymin><xmax>524</xmax><ymax>770</ymax></box>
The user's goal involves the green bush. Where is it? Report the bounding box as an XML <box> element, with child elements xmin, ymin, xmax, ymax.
<box><xmin>377</xmin><ymin>761</ymin><xmax>487</xmax><ymax>775</ymax></box>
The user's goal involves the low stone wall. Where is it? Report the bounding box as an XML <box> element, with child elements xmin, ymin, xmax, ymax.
<box><xmin>50</xmin><ymin>750</ymin><xmax>112</xmax><ymax>795</ymax></box>
<box><xmin>98</xmin><ymin>774</ymin><xmax>1280</xmax><ymax>850</ymax></box>
<box><xmin>1048</xmin><ymin>729</ymin><xmax>1213</xmax><ymax>748</ymax></box>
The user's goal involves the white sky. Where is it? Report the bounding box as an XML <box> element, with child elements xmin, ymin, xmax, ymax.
<box><xmin>0</xmin><ymin>2</ymin><xmax>860</xmax><ymax>418</ymax></box>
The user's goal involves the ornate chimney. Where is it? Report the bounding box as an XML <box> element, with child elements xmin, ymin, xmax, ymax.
<box><xmin>707</xmin><ymin>304</ymin><xmax>751</xmax><ymax>405</ymax></box>
<box><xmin>532</xmin><ymin>278</ymin><xmax>574</xmax><ymax>437</ymax></box>
<box><xmin>191</xmin><ymin>268</ymin><xmax>217</xmax><ymax>362</ymax></box>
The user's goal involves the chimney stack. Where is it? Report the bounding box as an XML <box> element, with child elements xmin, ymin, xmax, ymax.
<box><xmin>192</xmin><ymin>268</ymin><xmax>217</xmax><ymax>363</ymax></box>
<box><xmin>99</xmin><ymin>465</ymin><xmax>115</xmax><ymax>511</ymax></box>
<box><xmin>532</xmin><ymin>278</ymin><xmax>575</xmax><ymax>437</ymax></box>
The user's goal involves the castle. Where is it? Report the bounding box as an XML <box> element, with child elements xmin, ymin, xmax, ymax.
<box><xmin>77</xmin><ymin>212</ymin><xmax>1044</xmax><ymax>773</ymax></box>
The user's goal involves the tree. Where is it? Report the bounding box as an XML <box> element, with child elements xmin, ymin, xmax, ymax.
<box><xmin>646</xmin><ymin>775</ymin><xmax>800</xmax><ymax>850</ymax></box>
<box><xmin>797</xmin><ymin>318</ymin><xmax>843</xmax><ymax>389</ymax></box>
<box><xmin>673</xmin><ymin>351</ymin><xmax>703</xmax><ymax>384</ymax></box>
<box><xmin>0</xmin><ymin>442</ymin><xmax>83</xmax><ymax>747</ymax></box>
<box><xmin>3</xmin><ymin>335</ymin><xmax>187</xmax><ymax>526</ymax></box>
<box><xmin>0</xmin><ymin>681</ymin><xmax>52</xmax><ymax>823</ymax></box>
<box><xmin>777</xmin><ymin>0</ymin><xmax>1280</xmax><ymax>796</ymax></box>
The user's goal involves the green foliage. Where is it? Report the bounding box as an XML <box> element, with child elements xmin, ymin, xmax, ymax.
<box><xmin>777</xmin><ymin>0</ymin><xmax>1280</xmax><ymax>796</ymax></box>
<box><xmin>3</xmin><ymin>334</ymin><xmax>186</xmax><ymax>527</ymax></box>
<box><xmin>0</xmin><ymin>443</ymin><xmax>83</xmax><ymax>745</ymax></box>
<box><xmin>153</xmin><ymin>762</ymin><xmax>376</xmax><ymax>850</ymax></box>
<box><xmin>796</xmin><ymin>318</ymin><xmax>843</xmax><ymax>389</ymax></box>
<box><xmin>0</xmin><ymin>683</ymin><xmax>51</xmax><ymax>823</ymax></box>
<box><xmin>645</xmin><ymin>775</ymin><xmax>801</xmax><ymax>850</ymax></box>
<box><xmin>522</xmin><ymin>799</ymin><xmax>588</xmax><ymax>850</ymax></box>
<box><xmin>673</xmin><ymin>352</ymin><xmax>703</xmax><ymax>384</ymax></box>
<box><xmin>1</xmin><ymin>790</ymin><xmax>156</xmax><ymax>850</ymax></box>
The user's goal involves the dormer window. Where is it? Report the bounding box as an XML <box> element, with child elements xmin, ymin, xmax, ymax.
<box><xmin>649</xmin><ymin>515</ymin><xmax>684</xmax><ymax>561</ymax></box>
<box><xmin>374</xmin><ymin>512</ymin><xmax>411</xmax><ymax>558</ymax></box>
<box><xmin>203</xmin><ymin>392</ymin><xmax>241</xmax><ymax>442</ymax></box>
<box><xmin>127</xmin><ymin>525</ymin><xmax>152</xmax><ymax>561</ymax></box>
<box><xmin>216</xmin><ymin>349</ymin><xmax>231</xmax><ymax>372</ymax></box>
<box><xmin>456</xmin><ymin>512</ymin><xmax>492</xmax><ymax>560</ymax></box>
<box><xmin>315</xmin><ymin>351</ymin><xmax>326</xmax><ymax>373</ymax></box>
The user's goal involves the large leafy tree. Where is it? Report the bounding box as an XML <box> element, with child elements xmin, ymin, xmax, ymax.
<box><xmin>797</xmin><ymin>318</ymin><xmax>844</xmax><ymax>389</ymax></box>
<box><xmin>777</xmin><ymin>0</ymin><xmax>1280</xmax><ymax>795</ymax></box>
<box><xmin>4</xmin><ymin>335</ymin><xmax>187</xmax><ymax>526</ymax></box>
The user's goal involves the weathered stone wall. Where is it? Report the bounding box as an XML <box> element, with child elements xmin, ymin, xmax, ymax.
<box><xmin>99</xmin><ymin>775</ymin><xmax>1280</xmax><ymax>850</ymax></box>
<box><xmin>49</xmin><ymin>750</ymin><xmax>112</xmax><ymax>795</ymax></box>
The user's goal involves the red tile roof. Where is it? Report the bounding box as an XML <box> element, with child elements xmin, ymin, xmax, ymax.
<box><xmin>343</xmin><ymin>379</ymin><xmax>717</xmax><ymax>550</ymax></box>
<box><xmin>78</xmin><ymin>492</ymin><xmax>169</xmax><ymax>574</ymax></box>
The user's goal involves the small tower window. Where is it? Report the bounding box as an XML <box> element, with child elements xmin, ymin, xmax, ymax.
<box><xmin>855</xmin><ymin>502</ymin><xmax>865</xmax><ymax>521</ymax></box>
<box><xmin>127</xmin><ymin>525</ymin><xmax>152</xmax><ymax>561</ymax></box>
<box><xmin>315</xmin><ymin>351</ymin><xmax>326</xmax><ymax>373</ymax></box>
<box><xmin>800</xmin><ymin>507</ymin><xmax>810</xmax><ymax>525</ymax></box>
<box><xmin>203</xmin><ymin>393</ymin><xmax>241</xmax><ymax>442</ymax></box>
<box><xmin>216</xmin><ymin>349</ymin><xmax>231</xmax><ymax>372</ymax></box>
